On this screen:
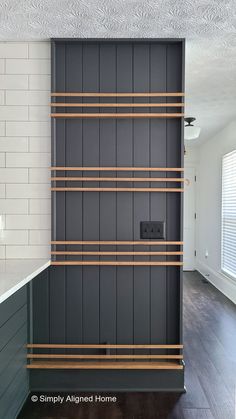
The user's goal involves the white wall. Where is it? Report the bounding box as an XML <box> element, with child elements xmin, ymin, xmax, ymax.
<box><xmin>195</xmin><ymin>121</ymin><xmax>236</xmax><ymax>303</ymax></box>
<box><xmin>0</xmin><ymin>42</ymin><xmax>51</xmax><ymax>259</ymax></box>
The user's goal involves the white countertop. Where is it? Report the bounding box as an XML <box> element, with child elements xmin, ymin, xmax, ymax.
<box><xmin>0</xmin><ymin>259</ymin><xmax>50</xmax><ymax>304</ymax></box>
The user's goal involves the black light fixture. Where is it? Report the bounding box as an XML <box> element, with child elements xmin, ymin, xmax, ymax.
<box><xmin>184</xmin><ymin>117</ymin><xmax>201</xmax><ymax>140</ymax></box>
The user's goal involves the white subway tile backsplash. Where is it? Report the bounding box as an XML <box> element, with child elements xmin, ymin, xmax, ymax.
<box><xmin>6</xmin><ymin>90</ymin><xmax>50</xmax><ymax>105</ymax></box>
<box><xmin>6</xmin><ymin>59</ymin><xmax>50</xmax><ymax>75</ymax></box>
<box><xmin>0</xmin><ymin>75</ymin><xmax>28</xmax><ymax>90</ymax></box>
<box><xmin>6</xmin><ymin>214</ymin><xmax>50</xmax><ymax>230</ymax></box>
<box><xmin>29</xmin><ymin>75</ymin><xmax>50</xmax><ymax>90</ymax></box>
<box><xmin>6</xmin><ymin>121</ymin><xmax>50</xmax><ymax>137</ymax></box>
<box><xmin>0</xmin><ymin>199</ymin><xmax>28</xmax><ymax>214</ymax></box>
<box><xmin>0</xmin><ymin>137</ymin><xmax>28</xmax><ymax>152</ymax></box>
<box><xmin>6</xmin><ymin>184</ymin><xmax>50</xmax><ymax>199</ymax></box>
<box><xmin>29</xmin><ymin>230</ymin><xmax>50</xmax><ymax>245</ymax></box>
<box><xmin>29</xmin><ymin>137</ymin><xmax>50</xmax><ymax>153</ymax></box>
<box><xmin>29</xmin><ymin>43</ymin><xmax>50</xmax><ymax>59</ymax></box>
<box><xmin>29</xmin><ymin>168</ymin><xmax>50</xmax><ymax>183</ymax></box>
<box><xmin>0</xmin><ymin>60</ymin><xmax>4</xmax><ymax>74</ymax></box>
<box><xmin>0</xmin><ymin>246</ymin><xmax>5</xmax><ymax>259</ymax></box>
<box><xmin>1</xmin><ymin>42</ymin><xmax>51</xmax><ymax>259</ymax></box>
<box><xmin>0</xmin><ymin>184</ymin><xmax>5</xmax><ymax>198</ymax></box>
<box><xmin>0</xmin><ymin>153</ymin><xmax>5</xmax><ymax>167</ymax></box>
<box><xmin>0</xmin><ymin>168</ymin><xmax>28</xmax><ymax>183</ymax></box>
<box><xmin>29</xmin><ymin>106</ymin><xmax>50</xmax><ymax>121</ymax></box>
<box><xmin>0</xmin><ymin>91</ymin><xmax>4</xmax><ymax>105</ymax></box>
<box><xmin>29</xmin><ymin>199</ymin><xmax>50</xmax><ymax>214</ymax></box>
<box><xmin>6</xmin><ymin>245</ymin><xmax>50</xmax><ymax>259</ymax></box>
<box><xmin>6</xmin><ymin>152</ymin><xmax>50</xmax><ymax>168</ymax></box>
<box><xmin>0</xmin><ymin>43</ymin><xmax>28</xmax><ymax>58</ymax></box>
<box><xmin>0</xmin><ymin>106</ymin><xmax>28</xmax><ymax>121</ymax></box>
<box><xmin>0</xmin><ymin>230</ymin><xmax>28</xmax><ymax>245</ymax></box>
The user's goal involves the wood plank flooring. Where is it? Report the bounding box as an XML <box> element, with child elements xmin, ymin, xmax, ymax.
<box><xmin>17</xmin><ymin>271</ymin><xmax>236</xmax><ymax>419</ymax></box>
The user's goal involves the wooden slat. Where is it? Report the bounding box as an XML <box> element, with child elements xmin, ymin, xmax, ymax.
<box><xmin>51</xmin><ymin>241</ymin><xmax>183</xmax><ymax>245</ymax></box>
<box><xmin>51</xmin><ymin>251</ymin><xmax>183</xmax><ymax>256</ymax></box>
<box><xmin>51</xmin><ymin>102</ymin><xmax>184</xmax><ymax>108</ymax></box>
<box><xmin>27</xmin><ymin>361</ymin><xmax>183</xmax><ymax>370</ymax></box>
<box><xmin>51</xmin><ymin>92</ymin><xmax>185</xmax><ymax>97</ymax></box>
<box><xmin>50</xmin><ymin>166</ymin><xmax>184</xmax><ymax>172</ymax></box>
<box><xmin>50</xmin><ymin>167</ymin><xmax>184</xmax><ymax>172</ymax></box>
<box><xmin>51</xmin><ymin>261</ymin><xmax>183</xmax><ymax>266</ymax></box>
<box><xmin>27</xmin><ymin>354</ymin><xmax>183</xmax><ymax>359</ymax></box>
<box><xmin>27</xmin><ymin>343</ymin><xmax>183</xmax><ymax>349</ymax></box>
<box><xmin>51</xmin><ymin>113</ymin><xmax>184</xmax><ymax>119</ymax></box>
<box><xmin>51</xmin><ymin>177</ymin><xmax>185</xmax><ymax>182</ymax></box>
<box><xmin>51</xmin><ymin>187</ymin><xmax>184</xmax><ymax>192</ymax></box>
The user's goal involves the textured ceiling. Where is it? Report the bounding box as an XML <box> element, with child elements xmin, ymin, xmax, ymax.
<box><xmin>1</xmin><ymin>0</ymin><xmax>236</xmax><ymax>144</ymax></box>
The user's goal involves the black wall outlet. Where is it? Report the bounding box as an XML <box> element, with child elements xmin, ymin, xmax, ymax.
<box><xmin>140</xmin><ymin>221</ymin><xmax>166</xmax><ymax>239</ymax></box>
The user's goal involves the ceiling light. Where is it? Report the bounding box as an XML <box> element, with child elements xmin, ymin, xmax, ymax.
<box><xmin>184</xmin><ymin>117</ymin><xmax>201</xmax><ymax>140</ymax></box>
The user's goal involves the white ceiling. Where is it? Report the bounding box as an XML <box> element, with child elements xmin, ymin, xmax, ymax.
<box><xmin>1</xmin><ymin>0</ymin><xmax>236</xmax><ymax>144</ymax></box>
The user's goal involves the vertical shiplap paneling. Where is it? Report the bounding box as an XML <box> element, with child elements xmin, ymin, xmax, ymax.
<box><xmin>150</xmin><ymin>44</ymin><xmax>167</xmax><ymax>345</ymax></box>
<box><xmin>32</xmin><ymin>269</ymin><xmax>49</xmax><ymax>343</ymax></box>
<box><xmin>99</xmin><ymin>44</ymin><xmax>117</xmax><ymax>344</ymax></box>
<box><xmin>133</xmin><ymin>44</ymin><xmax>150</xmax><ymax>349</ymax></box>
<box><xmin>65</xmin><ymin>43</ymin><xmax>83</xmax><ymax>344</ymax></box>
<box><xmin>82</xmin><ymin>44</ymin><xmax>100</xmax><ymax>345</ymax></box>
<box><xmin>0</xmin><ymin>286</ymin><xmax>28</xmax><ymax>418</ymax></box>
<box><xmin>166</xmin><ymin>43</ymin><xmax>182</xmax><ymax>344</ymax></box>
<box><xmin>50</xmin><ymin>42</ymin><xmax>66</xmax><ymax>344</ymax></box>
<box><xmin>116</xmin><ymin>44</ymin><xmax>134</xmax><ymax>347</ymax></box>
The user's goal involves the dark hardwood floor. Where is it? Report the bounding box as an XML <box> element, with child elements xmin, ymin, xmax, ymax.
<box><xmin>18</xmin><ymin>271</ymin><xmax>236</xmax><ymax>419</ymax></box>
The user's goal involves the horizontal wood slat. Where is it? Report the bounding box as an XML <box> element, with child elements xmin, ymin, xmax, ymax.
<box><xmin>27</xmin><ymin>344</ymin><xmax>183</xmax><ymax>349</ymax></box>
<box><xmin>27</xmin><ymin>354</ymin><xmax>183</xmax><ymax>360</ymax></box>
<box><xmin>51</xmin><ymin>177</ymin><xmax>185</xmax><ymax>182</ymax></box>
<box><xmin>51</xmin><ymin>251</ymin><xmax>183</xmax><ymax>256</ymax></box>
<box><xmin>51</xmin><ymin>241</ymin><xmax>183</xmax><ymax>245</ymax></box>
<box><xmin>51</xmin><ymin>92</ymin><xmax>185</xmax><ymax>98</ymax></box>
<box><xmin>51</xmin><ymin>261</ymin><xmax>183</xmax><ymax>266</ymax></box>
<box><xmin>27</xmin><ymin>361</ymin><xmax>183</xmax><ymax>370</ymax></box>
<box><xmin>51</xmin><ymin>113</ymin><xmax>184</xmax><ymax>119</ymax></box>
<box><xmin>50</xmin><ymin>167</ymin><xmax>184</xmax><ymax>172</ymax></box>
<box><xmin>51</xmin><ymin>102</ymin><xmax>184</xmax><ymax>108</ymax></box>
<box><xmin>51</xmin><ymin>187</ymin><xmax>184</xmax><ymax>192</ymax></box>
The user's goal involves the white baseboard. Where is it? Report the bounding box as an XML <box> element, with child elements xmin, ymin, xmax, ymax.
<box><xmin>196</xmin><ymin>260</ymin><xmax>236</xmax><ymax>305</ymax></box>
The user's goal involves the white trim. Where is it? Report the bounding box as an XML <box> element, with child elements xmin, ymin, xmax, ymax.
<box><xmin>196</xmin><ymin>259</ymin><xmax>236</xmax><ymax>305</ymax></box>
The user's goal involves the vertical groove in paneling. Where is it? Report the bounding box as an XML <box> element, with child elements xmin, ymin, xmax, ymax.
<box><xmin>99</xmin><ymin>44</ymin><xmax>117</xmax><ymax>345</ymax></box>
<box><xmin>82</xmin><ymin>44</ymin><xmax>100</xmax><ymax>348</ymax></box>
<box><xmin>116</xmin><ymin>44</ymin><xmax>134</xmax><ymax>352</ymax></box>
<box><xmin>166</xmin><ymin>44</ymin><xmax>182</xmax><ymax>345</ymax></box>
<box><xmin>133</xmin><ymin>44</ymin><xmax>150</xmax><ymax>354</ymax></box>
<box><xmin>150</xmin><ymin>44</ymin><xmax>167</xmax><ymax>350</ymax></box>
<box><xmin>51</xmin><ymin>42</ymin><xmax>66</xmax><ymax>347</ymax></box>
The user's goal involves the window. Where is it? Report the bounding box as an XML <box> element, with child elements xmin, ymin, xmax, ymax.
<box><xmin>221</xmin><ymin>150</ymin><xmax>236</xmax><ymax>279</ymax></box>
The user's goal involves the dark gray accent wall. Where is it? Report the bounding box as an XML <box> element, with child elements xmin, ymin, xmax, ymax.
<box><xmin>30</xmin><ymin>39</ymin><xmax>185</xmax><ymax>391</ymax></box>
<box><xmin>0</xmin><ymin>287</ymin><xmax>29</xmax><ymax>419</ymax></box>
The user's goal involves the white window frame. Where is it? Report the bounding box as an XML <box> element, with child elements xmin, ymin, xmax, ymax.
<box><xmin>221</xmin><ymin>149</ymin><xmax>236</xmax><ymax>280</ymax></box>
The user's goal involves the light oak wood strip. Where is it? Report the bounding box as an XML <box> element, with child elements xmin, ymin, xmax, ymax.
<box><xmin>51</xmin><ymin>241</ymin><xmax>183</xmax><ymax>245</ymax></box>
<box><xmin>51</xmin><ymin>177</ymin><xmax>185</xmax><ymax>182</ymax></box>
<box><xmin>27</xmin><ymin>354</ymin><xmax>183</xmax><ymax>359</ymax></box>
<box><xmin>51</xmin><ymin>113</ymin><xmax>184</xmax><ymax>119</ymax></box>
<box><xmin>51</xmin><ymin>187</ymin><xmax>184</xmax><ymax>192</ymax></box>
<box><xmin>50</xmin><ymin>251</ymin><xmax>183</xmax><ymax>256</ymax></box>
<box><xmin>51</xmin><ymin>102</ymin><xmax>184</xmax><ymax>108</ymax></box>
<box><xmin>27</xmin><ymin>361</ymin><xmax>183</xmax><ymax>370</ymax></box>
<box><xmin>51</xmin><ymin>92</ymin><xmax>185</xmax><ymax>98</ymax></box>
<box><xmin>50</xmin><ymin>167</ymin><xmax>184</xmax><ymax>172</ymax></box>
<box><xmin>51</xmin><ymin>261</ymin><xmax>183</xmax><ymax>266</ymax></box>
<box><xmin>27</xmin><ymin>343</ymin><xmax>183</xmax><ymax>349</ymax></box>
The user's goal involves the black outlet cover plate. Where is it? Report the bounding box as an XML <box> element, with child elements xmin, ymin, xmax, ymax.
<box><xmin>140</xmin><ymin>221</ymin><xmax>166</xmax><ymax>239</ymax></box>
